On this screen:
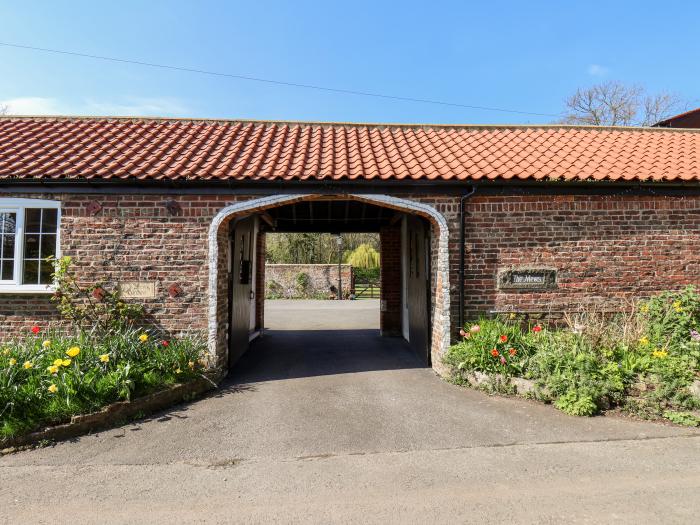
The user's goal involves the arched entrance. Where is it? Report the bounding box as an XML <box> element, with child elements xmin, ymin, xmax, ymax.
<box><xmin>207</xmin><ymin>194</ymin><xmax>451</xmax><ymax>374</ymax></box>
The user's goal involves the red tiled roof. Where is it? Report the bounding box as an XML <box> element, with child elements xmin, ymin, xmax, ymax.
<box><xmin>0</xmin><ymin>116</ymin><xmax>699</xmax><ymax>183</ymax></box>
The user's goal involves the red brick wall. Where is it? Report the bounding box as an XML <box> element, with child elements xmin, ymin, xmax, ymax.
<box><xmin>2</xmin><ymin>190</ymin><xmax>700</xmax><ymax>367</ymax></box>
<box><xmin>0</xmin><ymin>194</ymin><xmax>257</xmax><ymax>343</ymax></box>
<box><xmin>379</xmin><ymin>225</ymin><xmax>402</xmax><ymax>336</ymax></box>
<box><xmin>461</xmin><ymin>194</ymin><xmax>700</xmax><ymax>318</ymax></box>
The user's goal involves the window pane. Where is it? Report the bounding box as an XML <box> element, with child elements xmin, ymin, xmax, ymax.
<box><xmin>2</xmin><ymin>233</ymin><xmax>14</xmax><ymax>257</ymax></box>
<box><xmin>0</xmin><ymin>212</ymin><xmax>16</xmax><ymax>234</ymax></box>
<box><xmin>41</xmin><ymin>234</ymin><xmax>57</xmax><ymax>258</ymax></box>
<box><xmin>23</xmin><ymin>259</ymin><xmax>39</xmax><ymax>284</ymax></box>
<box><xmin>39</xmin><ymin>260</ymin><xmax>53</xmax><ymax>285</ymax></box>
<box><xmin>0</xmin><ymin>213</ymin><xmax>17</xmax><ymax>279</ymax></box>
<box><xmin>42</xmin><ymin>209</ymin><xmax>58</xmax><ymax>233</ymax></box>
<box><xmin>1</xmin><ymin>259</ymin><xmax>13</xmax><ymax>281</ymax></box>
<box><xmin>25</xmin><ymin>209</ymin><xmax>42</xmax><ymax>233</ymax></box>
<box><xmin>24</xmin><ymin>234</ymin><xmax>41</xmax><ymax>259</ymax></box>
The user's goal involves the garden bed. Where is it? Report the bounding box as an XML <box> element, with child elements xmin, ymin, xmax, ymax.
<box><xmin>444</xmin><ymin>287</ymin><xmax>700</xmax><ymax>427</ymax></box>
<box><xmin>1</xmin><ymin>326</ymin><xmax>212</xmax><ymax>443</ymax></box>
<box><xmin>1</xmin><ymin>373</ymin><xmax>218</xmax><ymax>450</ymax></box>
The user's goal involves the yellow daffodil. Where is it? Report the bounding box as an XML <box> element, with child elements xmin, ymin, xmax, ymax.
<box><xmin>47</xmin><ymin>365</ymin><xmax>59</xmax><ymax>374</ymax></box>
<box><xmin>99</xmin><ymin>354</ymin><xmax>110</xmax><ymax>363</ymax></box>
<box><xmin>23</xmin><ymin>361</ymin><xmax>33</xmax><ymax>369</ymax></box>
<box><xmin>509</xmin><ymin>312</ymin><xmax>516</xmax><ymax>320</ymax></box>
<box><xmin>48</xmin><ymin>384</ymin><xmax>58</xmax><ymax>394</ymax></box>
<box><xmin>61</xmin><ymin>359</ymin><xmax>71</xmax><ymax>367</ymax></box>
<box><xmin>53</xmin><ymin>358</ymin><xmax>63</xmax><ymax>366</ymax></box>
<box><xmin>139</xmin><ymin>333</ymin><xmax>149</xmax><ymax>343</ymax></box>
<box><xmin>66</xmin><ymin>346</ymin><xmax>80</xmax><ymax>358</ymax></box>
<box><xmin>1</xmin><ymin>349</ymin><xmax>8</xmax><ymax>356</ymax></box>
<box><xmin>188</xmin><ymin>361</ymin><xmax>195</xmax><ymax>369</ymax></box>
<box><xmin>42</xmin><ymin>340</ymin><xmax>51</xmax><ymax>349</ymax></box>
<box><xmin>175</xmin><ymin>368</ymin><xmax>181</xmax><ymax>374</ymax></box>
<box><xmin>9</xmin><ymin>358</ymin><xmax>17</xmax><ymax>366</ymax></box>
<box><xmin>652</xmin><ymin>349</ymin><xmax>668</xmax><ymax>359</ymax></box>
<box><xmin>639</xmin><ymin>336</ymin><xmax>649</xmax><ymax>346</ymax></box>
<box><xmin>640</xmin><ymin>304</ymin><xmax>649</xmax><ymax>313</ymax></box>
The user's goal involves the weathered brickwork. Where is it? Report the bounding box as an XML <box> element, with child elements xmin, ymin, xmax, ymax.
<box><xmin>461</xmin><ymin>194</ymin><xmax>700</xmax><ymax>317</ymax></box>
<box><xmin>2</xmin><ymin>190</ymin><xmax>699</xmax><ymax>376</ymax></box>
<box><xmin>265</xmin><ymin>264</ymin><xmax>353</xmax><ymax>298</ymax></box>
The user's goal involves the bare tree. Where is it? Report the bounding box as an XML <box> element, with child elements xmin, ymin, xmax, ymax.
<box><xmin>0</xmin><ymin>104</ymin><xmax>7</xmax><ymax>116</ymax></box>
<box><xmin>561</xmin><ymin>81</ymin><xmax>685</xmax><ymax>126</ymax></box>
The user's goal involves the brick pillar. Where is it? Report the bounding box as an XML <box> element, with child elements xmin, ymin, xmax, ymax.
<box><xmin>255</xmin><ymin>231</ymin><xmax>266</xmax><ymax>331</ymax></box>
<box><xmin>380</xmin><ymin>225</ymin><xmax>402</xmax><ymax>336</ymax></box>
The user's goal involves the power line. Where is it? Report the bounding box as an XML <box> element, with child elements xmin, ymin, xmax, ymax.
<box><xmin>0</xmin><ymin>41</ymin><xmax>561</xmax><ymax>118</ymax></box>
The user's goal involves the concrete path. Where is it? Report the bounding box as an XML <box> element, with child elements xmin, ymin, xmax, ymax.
<box><xmin>1</xmin><ymin>300</ymin><xmax>699</xmax><ymax>523</ymax></box>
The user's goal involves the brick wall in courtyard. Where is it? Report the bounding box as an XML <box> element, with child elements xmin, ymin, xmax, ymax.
<box><xmin>265</xmin><ymin>264</ymin><xmax>353</xmax><ymax>299</ymax></box>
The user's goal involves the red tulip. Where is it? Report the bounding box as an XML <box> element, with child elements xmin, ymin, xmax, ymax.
<box><xmin>31</xmin><ymin>326</ymin><xmax>40</xmax><ymax>335</ymax></box>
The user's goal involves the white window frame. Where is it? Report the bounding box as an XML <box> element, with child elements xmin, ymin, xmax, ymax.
<box><xmin>0</xmin><ymin>198</ymin><xmax>61</xmax><ymax>294</ymax></box>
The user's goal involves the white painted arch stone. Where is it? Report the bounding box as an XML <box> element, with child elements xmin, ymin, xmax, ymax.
<box><xmin>207</xmin><ymin>194</ymin><xmax>451</xmax><ymax>371</ymax></box>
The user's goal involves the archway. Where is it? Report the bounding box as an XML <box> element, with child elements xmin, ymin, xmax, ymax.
<box><xmin>207</xmin><ymin>194</ymin><xmax>451</xmax><ymax>373</ymax></box>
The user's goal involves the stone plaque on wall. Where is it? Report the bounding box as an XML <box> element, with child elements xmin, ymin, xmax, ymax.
<box><xmin>119</xmin><ymin>281</ymin><xmax>157</xmax><ymax>299</ymax></box>
<box><xmin>497</xmin><ymin>269</ymin><xmax>557</xmax><ymax>291</ymax></box>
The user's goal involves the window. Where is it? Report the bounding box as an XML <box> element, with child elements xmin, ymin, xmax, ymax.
<box><xmin>0</xmin><ymin>199</ymin><xmax>60</xmax><ymax>293</ymax></box>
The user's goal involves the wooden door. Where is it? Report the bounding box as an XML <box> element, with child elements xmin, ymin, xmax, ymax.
<box><xmin>406</xmin><ymin>215</ymin><xmax>431</xmax><ymax>364</ymax></box>
<box><xmin>228</xmin><ymin>216</ymin><xmax>255</xmax><ymax>367</ymax></box>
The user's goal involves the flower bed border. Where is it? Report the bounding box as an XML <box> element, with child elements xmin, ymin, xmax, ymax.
<box><xmin>455</xmin><ymin>371</ymin><xmax>700</xmax><ymax>422</ymax></box>
<box><xmin>1</xmin><ymin>370</ymin><xmax>223</xmax><ymax>450</ymax></box>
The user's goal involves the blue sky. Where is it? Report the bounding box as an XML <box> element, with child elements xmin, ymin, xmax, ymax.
<box><xmin>1</xmin><ymin>1</ymin><xmax>698</xmax><ymax>124</ymax></box>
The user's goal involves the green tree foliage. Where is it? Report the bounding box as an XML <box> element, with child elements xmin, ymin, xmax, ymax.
<box><xmin>344</xmin><ymin>244</ymin><xmax>380</xmax><ymax>269</ymax></box>
<box><xmin>265</xmin><ymin>233</ymin><xmax>379</xmax><ymax>264</ymax></box>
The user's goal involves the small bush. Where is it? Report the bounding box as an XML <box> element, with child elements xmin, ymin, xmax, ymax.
<box><xmin>444</xmin><ymin>286</ymin><xmax>700</xmax><ymax>423</ymax></box>
<box><xmin>266</xmin><ymin>280</ymin><xmax>284</xmax><ymax>299</ymax></box>
<box><xmin>295</xmin><ymin>272</ymin><xmax>311</xmax><ymax>296</ymax></box>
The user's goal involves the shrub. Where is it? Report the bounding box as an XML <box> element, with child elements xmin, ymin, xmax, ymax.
<box><xmin>295</xmin><ymin>272</ymin><xmax>311</xmax><ymax>296</ymax></box>
<box><xmin>266</xmin><ymin>280</ymin><xmax>284</xmax><ymax>299</ymax></box>
<box><xmin>444</xmin><ymin>286</ymin><xmax>700</xmax><ymax>422</ymax></box>
<box><xmin>51</xmin><ymin>256</ymin><xmax>144</xmax><ymax>332</ymax></box>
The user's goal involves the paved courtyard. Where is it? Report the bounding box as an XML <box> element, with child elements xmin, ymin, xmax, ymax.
<box><xmin>1</xmin><ymin>300</ymin><xmax>699</xmax><ymax>523</ymax></box>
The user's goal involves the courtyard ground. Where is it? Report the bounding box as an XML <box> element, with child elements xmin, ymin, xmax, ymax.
<box><xmin>1</xmin><ymin>300</ymin><xmax>699</xmax><ymax>523</ymax></box>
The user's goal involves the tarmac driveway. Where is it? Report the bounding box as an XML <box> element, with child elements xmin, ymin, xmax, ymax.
<box><xmin>1</xmin><ymin>299</ymin><xmax>699</xmax><ymax>523</ymax></box>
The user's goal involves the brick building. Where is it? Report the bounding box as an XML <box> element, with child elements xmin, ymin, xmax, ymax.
<box><xmin>1</xmin><ymin>117</ymin><xmax>699</xmax><ymax>375</ymax></box>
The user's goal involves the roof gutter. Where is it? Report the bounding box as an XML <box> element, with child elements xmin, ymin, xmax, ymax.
<box><xmin>459</xmin><ymin>185</ymin><xmax>477</xmax><ymax>331</ymax></box>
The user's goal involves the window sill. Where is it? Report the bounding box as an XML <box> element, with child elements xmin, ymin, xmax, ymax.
<box><xmin>0</xmin><ymin>285</ymin><xmax>56</xmax><ymax>295</ymax></box>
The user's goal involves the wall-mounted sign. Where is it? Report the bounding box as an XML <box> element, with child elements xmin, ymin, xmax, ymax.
<box><xmin>119</xmin><ymin>281</ymin><xmax>157</xmax><ymax>299</ymax></box>
<box><xmin>498</xmin><ymin>269</ymin><xmax>557</xmax><ymax>291</ymax></box>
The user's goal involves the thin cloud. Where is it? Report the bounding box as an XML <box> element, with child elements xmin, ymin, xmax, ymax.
<box><xmin>587</xmin><ymin>64</ymin><xmax>609</xmax><ymax>77</ymax></box>
<box><xmin>0</xmin><ymin>96</ymin><xmax>190</xmax><ymax>117</ymax></box>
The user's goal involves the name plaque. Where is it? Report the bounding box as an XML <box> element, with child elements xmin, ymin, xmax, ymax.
<box><xmin>119</xmin><ymin>281</ymin><xmax>157</xmax><ymax>299</ymax></box>
<box><xmin>498</xmin><ymin>269</ymin><xmax>556</xmax><ymax>290</ymax></box>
